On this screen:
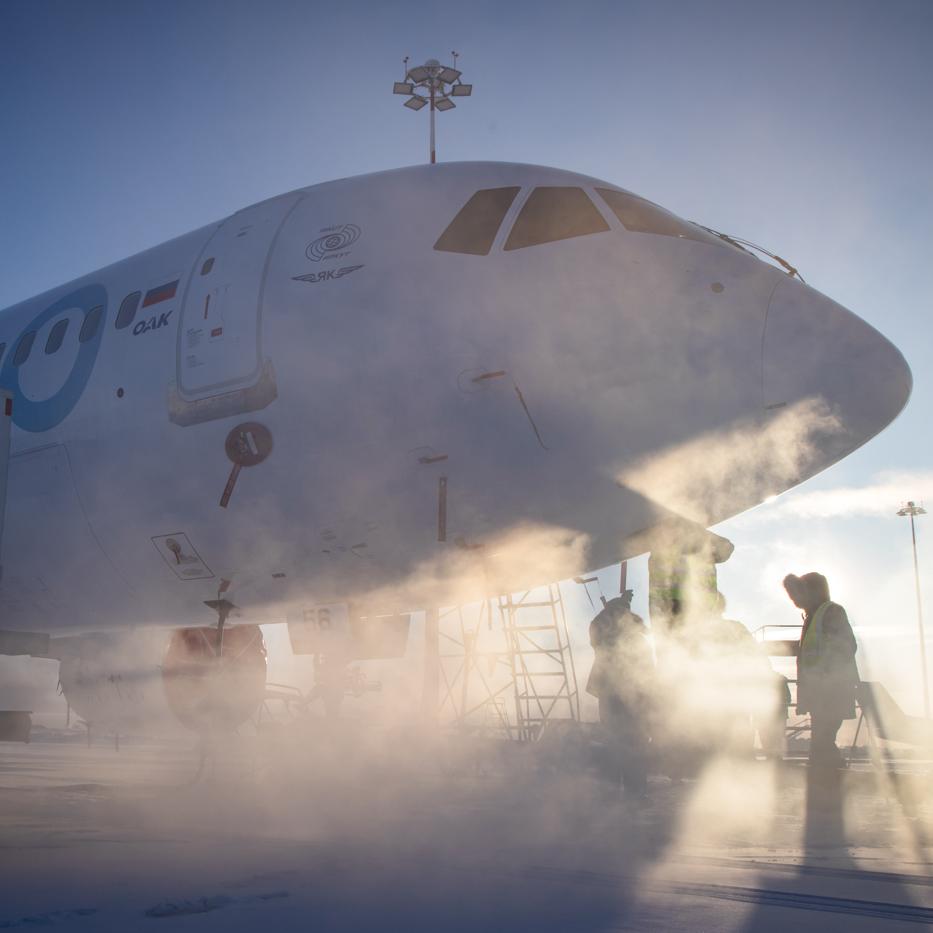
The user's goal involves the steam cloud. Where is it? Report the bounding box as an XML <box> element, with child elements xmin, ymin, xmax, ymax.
<box><xmin>618</xmin><ymin>398</ymin><xmax>843</xmax><ymax>525</ymax></box>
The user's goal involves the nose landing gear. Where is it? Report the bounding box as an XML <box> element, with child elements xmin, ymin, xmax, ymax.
<box><xmin>161</xmin><ymin>601</ymin><xmax>267</xmax><ymax>737</ymax></box>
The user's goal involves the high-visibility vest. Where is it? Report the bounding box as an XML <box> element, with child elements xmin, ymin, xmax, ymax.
<box><xmin>799</xmin><ymin>601</ymin><xmax>831</xmax><ymax>670</ymax></box>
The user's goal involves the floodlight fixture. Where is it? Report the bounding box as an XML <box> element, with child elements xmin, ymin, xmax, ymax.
<box><xmin>393</xmin><ymin>51</ymin><xmax>473</xmax><ymax>164</ymax></box>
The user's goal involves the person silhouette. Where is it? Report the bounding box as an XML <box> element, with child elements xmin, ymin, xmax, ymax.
<box><xmin>783</xmin><ymin>572</ymin><xmax>859</xmax><ymax>767</ymax></box>
<box><xmin>587</xmin><ymin>592</ymin><xmax>655</xmax><ymax>795</ymax></box>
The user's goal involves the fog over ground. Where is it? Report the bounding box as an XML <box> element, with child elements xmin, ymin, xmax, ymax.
<box><xmin>4</xmin><ymin>686</ymin><xmax>933</xmax><ymax>930</ymax></box>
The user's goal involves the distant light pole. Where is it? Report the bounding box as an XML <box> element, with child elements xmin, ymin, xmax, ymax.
<box><xmin>898</xmin><ymin>500</ymin><xmax>929</xmax><ymax>717</ymax></box>
<box><xmin>393</xmin><ymin>53</ymin><xmax>472</xmax><ymax>164</ymax></box>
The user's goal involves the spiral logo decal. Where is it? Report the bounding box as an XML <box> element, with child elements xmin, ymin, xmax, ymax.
<box><xmin>306</xmin><ymin>224</ymin><xmax>361</xmax><ymax>262</ymax></box>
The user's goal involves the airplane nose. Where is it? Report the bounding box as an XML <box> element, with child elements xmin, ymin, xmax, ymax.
<box><xmin>762</xmin><ymin>276</ymin><xmax>911</xmax><ymax>454</ymax></box>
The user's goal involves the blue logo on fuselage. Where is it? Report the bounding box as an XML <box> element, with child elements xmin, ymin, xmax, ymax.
<box><xmin>0</xmin><ymin>283</ymin><xmax>108</xmax><ymax>433</ymax></box>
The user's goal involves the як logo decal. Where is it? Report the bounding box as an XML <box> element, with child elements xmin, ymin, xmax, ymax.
<box><xmin>293</xmin><ymin>265</ymin><xmax>365</xmax><ymax>285</ymax></box>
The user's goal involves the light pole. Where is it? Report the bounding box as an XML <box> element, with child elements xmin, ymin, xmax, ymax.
<box><xmin>393</xmin><ymin>53</ymin><xmax>472</xmax><ymax>164</ymax></box>
<box><xmin>898</xmin><ymin>500</ymin><xmax>929</xmax><ymax>717</ymax></box>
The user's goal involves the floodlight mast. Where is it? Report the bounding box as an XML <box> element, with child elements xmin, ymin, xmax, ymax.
<box><xmin>393</xmin><ymin>52</ymin><xmax>472</xmax><ymax>165</ymax></box>
<box><xmin>897</xmin><ymin>500</ymin><xmax>929</xmax><ymax>717</ymax></box>
<box><xmin>429</xmin><ymin>69</ymin><xmax>437</xmax><ymax>165</ymax></box>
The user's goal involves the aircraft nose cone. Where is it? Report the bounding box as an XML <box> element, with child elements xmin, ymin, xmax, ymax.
<box><xmin>762</xmin><ymin>277</ymin><xmax>911</xmax><ymax>456</ymax></box>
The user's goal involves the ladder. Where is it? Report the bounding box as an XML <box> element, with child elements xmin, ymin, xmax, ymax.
<box><xmin>498</xmin><ymin>584</ymin><xmax>580</xmax><ymax>742</ymax></box>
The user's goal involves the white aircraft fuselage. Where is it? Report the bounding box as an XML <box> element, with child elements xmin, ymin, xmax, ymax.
<box><xmin>0</xmin><ymin>162</ymin><xmax>911</xmax><ymax>637</ymax></box>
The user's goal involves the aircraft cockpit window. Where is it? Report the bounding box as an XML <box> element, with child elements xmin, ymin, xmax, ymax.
<box><xmin>13</xmin><ymin>332</ymin><xmax>35</xmax><ymax>366</ymax></box>
<box><xmin>434</xmin><ymin>187</ymin><xmax>521</xmax><ymax>255</ymax></box>
<box><xmin>0</xmin><ymin>344</ymin><xmax>6</xmax><ymax>364</ymax></box>
<box><xmin>115</xmin><ymin>292</ymin><xmax>141</xmax><ymax>330</ymax></box>
<box><xmin>79</xmin><ymin>305</ymin><xmax>103</xmax><ymax>343</ymax></box>
<box><xmin>504</xmin><ymin>187</ymin><xmax>610</xmax><ymax>251</ymax></box>
<box><xmin>45</xmin><ymin>319</ymin><xmax>69</xmax><ymax>355</ymax></box>
<box><xmin>595</xmin><ymin>188</ymin><xmax>719</xmax><ymax>245</ymax></box>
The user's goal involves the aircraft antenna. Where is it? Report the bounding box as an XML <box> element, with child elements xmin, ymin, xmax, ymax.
<box><xmin>393</xmin><ymin>53</ymin><xmax>472</xmax><ymax>164</ymax></box>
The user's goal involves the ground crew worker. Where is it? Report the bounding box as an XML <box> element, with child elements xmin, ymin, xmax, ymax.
<box><xmin>783</xmin><ymin>572</ymin><xmax>859</xmax><ymax>766</ymax></box>
<box><xmin>695</xmin><ymin>594</ymin><xmax>773</xmax><ymax>756</ymax></box>
<box><xmin>656</xmin><ymin>593</ymin><xmax>771</xmax><ymax>777</ymax></box>
<box><xmin>586</xmin><ymin>593</ymin><xmax>654</xmax><ymax>795</ymax></box>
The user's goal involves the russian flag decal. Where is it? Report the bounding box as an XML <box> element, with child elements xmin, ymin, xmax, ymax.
<box><xmin>142</xmin><ymin>280</ymin><xmax>179</xmax><ymax>307</ymax></box>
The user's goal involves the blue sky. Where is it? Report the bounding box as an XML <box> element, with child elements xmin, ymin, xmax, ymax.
<box><xmin>2</xmin><ymin>0</ymin><xmax>932</xmax><ymax>711</ymax></box>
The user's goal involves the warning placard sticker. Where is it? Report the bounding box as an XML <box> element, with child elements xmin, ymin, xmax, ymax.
<box><xmin>151</xmin><ymin>532</ymin><xmax>214</xmax><ymax>581</ymax></box>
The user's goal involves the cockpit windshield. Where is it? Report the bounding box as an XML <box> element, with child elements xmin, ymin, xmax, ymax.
<box><xmin>434</xmin><ymin>187</ymin><xmax>520</xmax><ymax>255</ymax></box>
<box><xmin>504</xmin><ymin>187</ymin><xmax>610</xmax><ymax>251</ymax></box>
<box><xmin>435</xmin><ymin>186</ymin><xmax>612</xmax><ymax>255</ymax></box>
<box><xmin>595</xmin><ymin>188</ymin><xmax>721</xmax><ymax>246</ymax></box>
<box><xmin>434</xmin><ymin>184</ymin><xmax>726</xmax><ymax>257</ymax></box>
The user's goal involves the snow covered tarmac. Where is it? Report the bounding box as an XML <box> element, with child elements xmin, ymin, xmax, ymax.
<box><xmin>2</xmin><ymin>731</ymin><xmax>933</xmax><ymax>931</ymax></box>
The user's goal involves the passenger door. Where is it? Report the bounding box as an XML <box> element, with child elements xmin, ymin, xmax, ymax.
<box><xmin>171</xmin><ymin>192</ymin><xmax>303</xmax><ymax>425</ymax></box>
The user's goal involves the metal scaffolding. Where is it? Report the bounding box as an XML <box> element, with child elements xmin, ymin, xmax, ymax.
<box><xmin>437</xmin><ymin>584</ymin><xmax>580</xmax><ymax>742</ymax></box>
<box><xmin>438</xmin><ymin>599</ymin><xmax>514</xmax><ymax>739</ymax></box>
